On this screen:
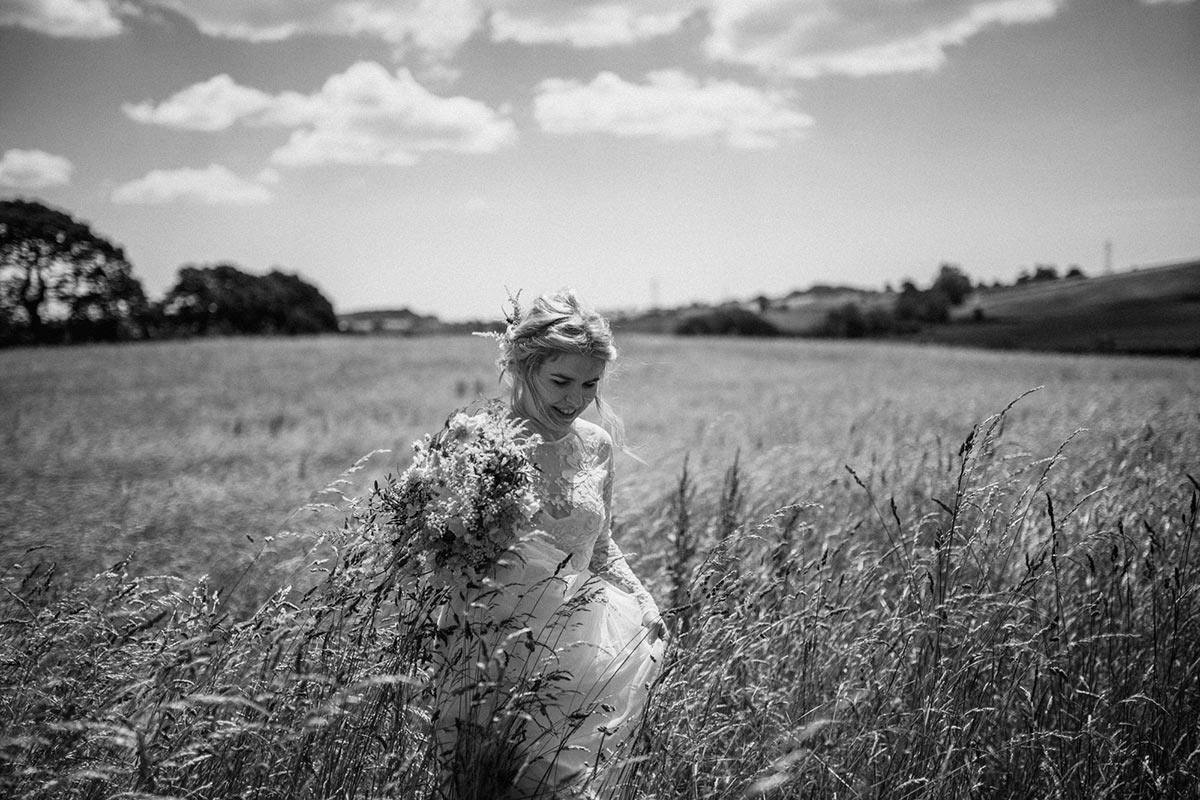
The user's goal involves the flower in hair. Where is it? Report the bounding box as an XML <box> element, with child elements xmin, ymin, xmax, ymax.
<box><xmin>472</xmin><ymin>290</ymin><xmax>523</xmax><ymax>362</ymax></box>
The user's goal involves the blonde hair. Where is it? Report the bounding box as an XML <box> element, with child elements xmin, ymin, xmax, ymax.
<box><xmin>493</xmin><ymin>289</ymin><xmax>624</xmax><ymax>443</ymax></box>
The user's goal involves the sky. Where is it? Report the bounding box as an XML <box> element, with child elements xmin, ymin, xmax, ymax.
<box><xmin>2</xmin><ymin>0</ymin><xmax>1198</xmax><ymax>321</ymax></box>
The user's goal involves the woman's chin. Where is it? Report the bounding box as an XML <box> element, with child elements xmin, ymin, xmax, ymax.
<box><xmin>542</xmin><ymin>410</ymin><xmax>577</xmax><ymax>435</ymax></box>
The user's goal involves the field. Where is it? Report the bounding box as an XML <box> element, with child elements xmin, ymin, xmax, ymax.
<box><xmin>3</xmin><ymin>334</ymin><xmax>1200</xmax><ymax>797</ymax></box>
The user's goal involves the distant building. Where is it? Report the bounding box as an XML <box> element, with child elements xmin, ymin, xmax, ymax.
<box><xmin>337</xmin><ymin>308</ymin><xmax>438</xmax><ymax>335</ymax></box>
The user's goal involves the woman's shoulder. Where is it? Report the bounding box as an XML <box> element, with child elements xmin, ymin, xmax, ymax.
<box><xmin>572</xmin><ymin>418</ymin><xmax>613</xmax><ymax>456</ymax></box>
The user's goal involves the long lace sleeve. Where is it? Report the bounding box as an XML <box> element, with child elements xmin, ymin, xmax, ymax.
<box><xmin>589</xmin><ymin>445</ymin><xmax>659</xmax><ymax>618</ymax></box>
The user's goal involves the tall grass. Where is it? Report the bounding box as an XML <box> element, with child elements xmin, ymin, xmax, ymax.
<box><xmin>3</xmin><ymin>387</ymin><xmax>1198</xmax><ymax>798</ymax></box>
<box><xmin>628</xmin><ymin>394</ymin><xmax>1200</xmax><ymax>798</ymax></box>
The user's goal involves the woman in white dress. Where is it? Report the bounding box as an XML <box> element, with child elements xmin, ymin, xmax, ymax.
<box><xmin>432</xmin><ymin>290</ymin><xmax>665</xmax><ymax>799</ymax></box>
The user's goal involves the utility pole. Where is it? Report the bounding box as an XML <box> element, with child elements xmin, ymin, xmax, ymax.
<box><xmin>1104</xmin><ymin>239</ymin><xmax>1113</xmax><ymax>275</ymax></box>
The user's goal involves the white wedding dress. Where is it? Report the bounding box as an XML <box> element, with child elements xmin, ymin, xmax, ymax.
<box><xmin>433</xmin><ymin>418</ymin><xmax>663</xmax><ymax>799</ymax></box>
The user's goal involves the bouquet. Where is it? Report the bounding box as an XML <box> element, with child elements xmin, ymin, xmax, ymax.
<box><xmin>381</xmin><ymin>402</ymin><xmax>542</xmax><ymax>584</ymax></box>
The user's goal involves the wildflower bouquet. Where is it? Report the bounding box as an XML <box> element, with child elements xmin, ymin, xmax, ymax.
<box><xmin>381</xmin><ymin>402</ymin><xmax>541</xmax><ymax>584</ymax></box>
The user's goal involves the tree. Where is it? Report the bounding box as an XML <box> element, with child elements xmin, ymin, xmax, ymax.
<box><xmin>931</xmin><ymin>262</ymin><xmax>972</xmax><ymax>306</ymax></box>
<box><xmin>0</xmin><ymin>199</ymin><xmax>147</xmax><ymax>344</ymax></box>
<box><xmin>895</xmin><ymin>281</ymin><xmax>950</xmax><ymax>324</ymax></box>
<box><xmin>1017</xmin><ymin>264</ymin><xmax>1060</xmax><ymax>284</ymax></box>
<box><xmin>161</xmin><ymin>262</ymin><xmax>336</xmax><ymax>336</ymax></box>
<box><xmin>260</xmin><ymin>269</ymin><xmax>338</xmax><ymax>334</ymax></box>
<box><xmin>675</xmin><ymin>307</ymin><xmax>780</xmax><ymax>337</ymax></box>
<box><xmin>1033</xmin><ymin>264</ymin><xmax>1059</xmax><ymax>282</ymax></box>
<box><xmin>161</xmin><ymin>263</ymin><xmax>259</xmax><ymax>336</ymax></box>
<box><xmin>820</xmin><ymin>301</ymin><xmax>901</xmax><ymax>338</ymax></box>
<box><xmin>821</xmin><ymin>302</ymin><xmax>867</xmax><ymax>338</ymax></box>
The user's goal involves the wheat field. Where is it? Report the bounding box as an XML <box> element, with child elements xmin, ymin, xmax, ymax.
<box><xmin>2</xmin><ymin>334</ymin><xmax>1199</xmax><ymax>798</ymax></box>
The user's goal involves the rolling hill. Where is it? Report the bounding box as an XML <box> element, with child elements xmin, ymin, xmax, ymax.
<box><xmin>925</xmin><ymin>259</ymin><xmax>1200</xmax><ymax>356</ymax></box>
<box><xmin>616</xmin><ymin>259</ymin><xmax>1200</xmax><ymax>357</ymax></box>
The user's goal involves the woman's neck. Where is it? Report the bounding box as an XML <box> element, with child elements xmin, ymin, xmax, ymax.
<box><xmin>508</xmin><ymin>402</ymin><xmax>570</xmax><ymax>443</ymax></box>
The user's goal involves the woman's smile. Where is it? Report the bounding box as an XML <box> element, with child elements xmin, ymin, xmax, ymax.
<box><xmin>520</xmin><ymin>353</ymin><xmax>606</xmax><ymax>438</ymax></box>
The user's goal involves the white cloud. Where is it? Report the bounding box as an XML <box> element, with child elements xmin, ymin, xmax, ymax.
<box><xmin>490</xmin><ymin>0</ymin><xmax>692</xmax><ymax>47</ymax></box>
<box><xmin>125</xmin><ymin>62</ymin><xmax>517</xmax><ymax>167</ymax></box>
<box><xmin>145</xmin><ymin>0</ymin><xmax>483</xmax><ymax>55</ymax></box>
<box><xmin>266</xmin><ymin>63</ymin><xmax>518</xmax><ymax>166</ymax></box>
<box><xmin>1139</xmin><ymin>0</ymin><xmax>1195</xmax><ymax>4</ymax></box>
<box><xmin>140</xmin><ymin>1</ymin><xmax>692</xmax><ymax>51</ymax></box>
<box><xmin>0</xmin><ymin>148</ymin><xmax>74</xmax><ymax>188</ymax></box>
<box><xmin>2</xmin><ymin>0</ymin><xmax>692</xmax><ymax>50</ymax></box>
<box><xmin>534</xmin><ymin>70</ymin><xmax>812</xmax><ymax>148</ymax></box>
<box><xmin>110</xmin><ymin>164</ymin><xmax>273</xmax><ymax>205</ymax></box>
<box><xmin>3</xmin><ymin>0</ymin><xmax>1081</xmax><ymax>77</ymax></box>
<box><xmin>122</xmin><ymin>74</ymin><xmax>274</xmax><ymax>131</ymax></box>
<box><xmin>704</xmin><ymin>0</ymin><xmax>1066</xmax><ymax>78</ymax></box>
<box><xmin>0</xmin><ymin>0</ymin><xmax>125</xmax><ymax>38</ymax></box>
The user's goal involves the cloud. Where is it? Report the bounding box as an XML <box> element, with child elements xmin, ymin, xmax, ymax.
<box><xmin>265</xmin><ymin>62</ymin><xmax>517</xmax><ymax>165</ymax></box>
<box><xmin>6</xmin><ymin>1</ymin><xmax>1078</xmax><ymax>79</ymax></box>
<box><xmin>125</xmin><ymin>62</ymin><xmax>517</xmax><ymax>167</ymax></box>
<box><xmin>0</xmin><ymin>149</ymin><xmax>74</xmax><ymax>188</ymax></box>
<box><xmin>0</xmin><ymin>0</ymin><xmax>126</xmax><ymax>38</ymax></box>
<box><xmin>704</xmin><ymin>0</ymin><xmax>1066</xmax><ymax>78</ymax></box>
<box><xmin>534</xmin><ymin>70</ymin><xmax>812</xmax><ymax>148</ymax></box>
<box><xmin>110</xmin><ymin>164</ymin><xmax>273</xmax><ymax>205</ymax></box>
<box><xmin>146</xmin><ymin>0</ymin><xmax>483</xmax><ymax>55</ymax></box>
<box><xmin>490</xmin><ymin>0</ymin><xmax>692</xmax><ymax>47</ymax></box>
<box><xmin>122</xmin><ymin>75</ymin><xmax>274</xmax><ymax>131</ymax></box>
<box><xmin>139</xmin><ymin>1</ymin><xmax>693</xmax><ymax>51</ymax></box>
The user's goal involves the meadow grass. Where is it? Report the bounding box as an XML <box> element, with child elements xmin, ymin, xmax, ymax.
<box><xmin>2</xmin><ymin>335</ymin><xmax>1199</xmax><ymax>797</ymax></box>
<box><xmin>1</xmin><ymin>336</ymin><xmax>496</xmax><ymax>599</ymax></box>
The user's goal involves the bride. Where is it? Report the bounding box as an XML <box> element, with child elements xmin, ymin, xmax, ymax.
<box><xmin>430</xmin><ymin>289</ymin><xmax>665</xmax><ymax>799</ymax></box>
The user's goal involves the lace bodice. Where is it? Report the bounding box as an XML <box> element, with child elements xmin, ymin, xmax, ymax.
<box><xmin>530</xmin><ymin>419</ymin><xmax>613</xmax><ymax>570</ymax></box>
<box><xmin>526</xmin><ymin>419</ymin><xmax>657</xmax><ymax>616</ymax></box>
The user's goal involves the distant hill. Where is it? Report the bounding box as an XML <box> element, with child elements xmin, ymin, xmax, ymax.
<box><xmin>615</xmin><ymin>260</ymin><xmax>1200</xmax><ymax>356</ymax></box>
<box><xmin>339</xmin><ymin>261</ymin><xmax>1199</xmax><ymax>357</ymax></box>
<box><xmin>921</xmin><ymin>259</ymin><xmax>1200</xmax><ymax>356</ymax></box>
<box><xmin>612</xmin><ymin>285</ymin><xmax>887</xmax><ymax>336</ymax></box>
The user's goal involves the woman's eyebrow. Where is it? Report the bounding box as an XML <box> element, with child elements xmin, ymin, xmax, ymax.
<box><xmin>550</xmin><ymin>371</ymin><xmax>600</xmax><ymax>382</ymax></box>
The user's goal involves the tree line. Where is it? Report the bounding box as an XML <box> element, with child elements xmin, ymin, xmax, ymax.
<box><xmin>0</xmin><ymin>199</ymin><xmax>337</xmax><ymax>347</ymax></box>
<box><xmin>816</xmin><ymin>261</ymin><xmax>1087</xmax><ymax>339</ymax></box>
<box><xmin>671</xmin><ymin>261</ymin><xmax>1091</xmax><ymax>339</ymax></box>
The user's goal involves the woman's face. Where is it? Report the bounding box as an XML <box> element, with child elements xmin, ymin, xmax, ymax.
<box><xmin>519</xmin><ymin>353</ymin><xmax>606</xmax><ymax>438</ymax></box>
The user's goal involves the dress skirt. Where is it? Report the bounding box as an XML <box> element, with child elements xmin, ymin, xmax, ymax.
<box><xmin>433</xmin><ymin>534</ymin><xmax>663</xmax><ymax>798</ymax></box>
